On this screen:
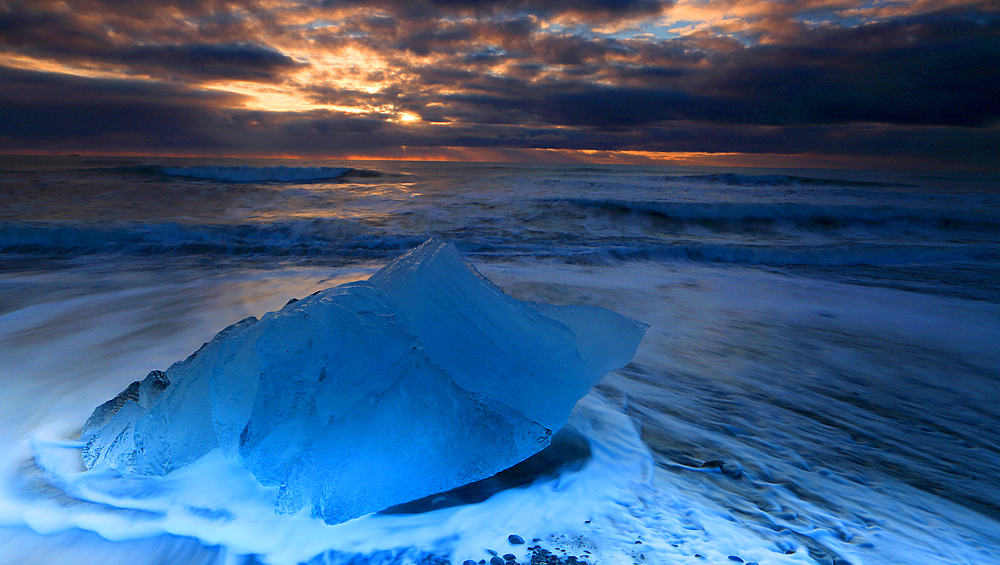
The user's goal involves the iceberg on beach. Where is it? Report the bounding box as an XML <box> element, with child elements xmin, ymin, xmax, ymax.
<box><xmin>81</xmin><ymin>238</ymin><xmax>648</xmax><ymax>525</ymax></box>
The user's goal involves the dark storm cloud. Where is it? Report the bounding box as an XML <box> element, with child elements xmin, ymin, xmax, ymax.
<box><xmin>0</xmin><ymin>5</ymin><xmax>303</xmax><ymax>82</ymax></box>
<box><xmin>318</xmin><ymin>0</ymin><xmax>670</xmax><ymax>20</ymax></box>
<box><xmin>119</xmin><ymin>43</ymin><xmax>306</xmax><ymax>81</ymax></box>
<box><xmin>624</xmin><ymin>123</ymin><xmax>1000</xmax><ymax>169</ymax></box>
<box><xmin>0</xmin><ymin>65</ymin><xmax>242</xmax><ymax>107</ymax></box>
<box><xmin>0</xmin><ymin>5</ymin><xmax>106</xmax><ymax>53</ymax></box>
<box><xmin>393</xmin><ymin>8</ymin><xmax>1000</xmax><ymax>130</ymax></box>
<box><xmin>531</xmin><ymin>35</ymin><xmax>623</xmax><ymax>66</ymax></box>
<box><xmin>0</xmin><ymin>65</ymin><xmax>244</xmax><ymax>149</ymax></box>
<box><xmin>393</xmin><ymin>24</ymin><xmax>476</xmax><ymax>56</ymax></box>
<box><xmin>705</xmin><ymin>9</ymin><xmax>1000</xmax><ymax>127</ymax></box>
<box><xmin>0</xmin><ymin>64</ymin><xmax>401</xmax><ymax>154</ymax></box>
<box><xmin>2</xmin><ymin>63</ymin><xmax>997</xmax><ymax>169</ymax></box>
<box><xmin>1</xmin><ymin>0</ymin><xmax>998</xmax><ymax>168</ymax></box>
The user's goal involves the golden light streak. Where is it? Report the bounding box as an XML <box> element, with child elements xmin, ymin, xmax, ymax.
<box><xmin>0</xmin><ymin>53</ymin><xmax>135</xmax><ymax>81</ymax></box>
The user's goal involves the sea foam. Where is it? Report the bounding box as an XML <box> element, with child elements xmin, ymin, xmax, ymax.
<box><xmin>79</xmin><ymin>238</ymin><xmax>647</xmax><ymax>525</ymax></box>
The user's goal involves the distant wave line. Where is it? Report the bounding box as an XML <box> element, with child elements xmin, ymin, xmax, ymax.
<box><xmin>660</xmin><ymin>173</ymin><xmax>915</xmax><ymax>187</ymax></box>
<box><xmin>158</xmin><ymin>165</ymin><xmax>353</xmax><ymax>182</ymax></box>
<box><xmin>81</xmin><ymin>164</ymin><xmax>368</xmax><ymax>182</ymax></box>
<box><xmin>1</xmin><ymin>221</ymin><xmax>996</xmax><ymax>268</ymax></box>
<box><xmin>542</xmin><ymin>198</ymin><xmax>1000</xmax><ymax>232</ymax></box>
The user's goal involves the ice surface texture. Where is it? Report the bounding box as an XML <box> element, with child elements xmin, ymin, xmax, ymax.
<box><xmin>81</xmin><ymin>238</ymin><xmax>648</xmax><ymax>524</ymax></box>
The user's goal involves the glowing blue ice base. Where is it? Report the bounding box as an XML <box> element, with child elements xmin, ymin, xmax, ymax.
<box><xmin>79</xmin><ymin>239</ymin><xmax>647</xmax><ymax>525</ymax></box>
<box><xmin>2</xmin><ymin>260</ymin><xmax>999</xmax><ymax>565</ymax></box>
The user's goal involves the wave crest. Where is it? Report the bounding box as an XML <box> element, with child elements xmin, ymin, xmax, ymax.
<box><xmin>663</xmin><ymin>173</ymin><xmax>912</xmax><ymax>187</ymax></box>
<box><xmin>158</xmin><ymin>165</ymin><xmax>352</xmax><ymax>182</ymax></box>
<box><xmin>0</xmin><ymin>221</ymin><xmax>419</xmax><ymax>261</ymax></box>
<box><xmin>545</xmin><ymin>198</ymin><xmax>1000</xmax><ymax>232</ymax></box>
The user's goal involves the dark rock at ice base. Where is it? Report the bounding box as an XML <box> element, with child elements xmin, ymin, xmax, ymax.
<box><xmin>381</xmin><ymin>426</ymin><xmax>591</xmax><ymax>515</ymax></box>
<box><xmin>80</xmin><ymin>238</ymin><xmax>648</xmax><ymax>525</ymax></box>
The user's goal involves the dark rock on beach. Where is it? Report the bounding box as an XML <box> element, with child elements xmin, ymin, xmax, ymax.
<box><xmin>528</xmin><ymin>547</ymin><xmax>590</xmax><ymax>565</ymax></box>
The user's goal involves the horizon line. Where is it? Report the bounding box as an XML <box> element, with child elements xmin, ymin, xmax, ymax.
<box><xmin>1</xmin><ymin>148</ymin><xmax>993</xmax><ymax>173</ymax></box>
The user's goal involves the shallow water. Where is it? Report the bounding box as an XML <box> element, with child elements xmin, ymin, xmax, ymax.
<box><xmin>1</xmin><ymin>158</ymin><xmax>998</xmax><ymax>564</ymax></box>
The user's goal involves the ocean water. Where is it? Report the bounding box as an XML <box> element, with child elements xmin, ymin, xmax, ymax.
<box><xmin>1</xmin><ymin>156</ymin><xmax>998</xmax><ymax>565</ymax></box>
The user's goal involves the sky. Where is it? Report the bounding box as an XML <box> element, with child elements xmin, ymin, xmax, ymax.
<box><xmin>1</xmin><ymin>0</ymin><xmax>997</xmax><ymax>169</ymax></box>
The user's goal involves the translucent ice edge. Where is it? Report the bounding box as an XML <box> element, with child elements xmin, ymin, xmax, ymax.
<box><xmin>4</xmin><ymin>393</ymin><xmax>754</xmax><ymax>565</ymax></box>
<box><xmin>75</xmin><ymin>239</ymin><xmax>648</xmax><ymax>526</ymax></box>
<box><xmin>4</xmin><ymin>262</ymin><xmax>1000</xmax><ymax>565</ymax></box>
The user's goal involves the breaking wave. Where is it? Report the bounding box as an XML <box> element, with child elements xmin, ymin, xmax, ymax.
<box><xmin>567</xmin><ymin>242</ymin><xmax>999</xmax><ymax>267</ymax></box>
<box><xmin>2</xmin><ymin>221</ymin><xmax>997</xmax><ymax>273</ymax></box>
<box><xmin>545</xmin><ymin>198</ymin><xmax>1000</xmax><ymax>233</ymax></box>
<box><xmin>156</xmin><ymin>166</ymin><xmax>353</xmax><ymax>182</ymax></box>
<box><xmin>662</xmin><ymin>173</ymin><xmax>913</xmax><ymax>187</ymax></box>
<box><xmin>0</xmin><ymin>221</ymin><xmax>421</xmax><ymax>262</ymax></box>
<box><xmin>6</xmin><ymin>394</ymin><xmax>662</xmax><ymax>565</ymax></box>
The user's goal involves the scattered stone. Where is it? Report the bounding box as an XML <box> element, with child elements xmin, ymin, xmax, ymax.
<box><xmin>504</xmin><ymin>554</ymin><xmax>516</xmax><ymax>561</ymax></box>
<box><xmin>464</xmin><ymin>561</ymin><xmax>476</xmax><ymax>565</ymax></box>
<box><xmin>728</xmin><ymin>557</ymin><xmax>744</xmax><ymax>563</ymax></box>
<box><xmin>488</xmin><ymin>550</ymin><xmax>498</xmax><ymax>556</ymax></box>
<box><xmin>509</xmin><ymin>535</ymin><xmax>525</xmax><ymax>545</ymax></box>
<box><xmin>533</xmin><ymin>538</ymin><xmax>542</xmax><ymax>543</ymax></box>
<box><xmin>491</xmin><ymin>557</ymin><xmax>505</xmax><ymax>565</ymax></box>
<box><xmin>695</xmin><ymin>555</ymin><xmax>705</xmax><ymax>559</ymax></box>
<box><xmin>634</xmin><ymin>540</ymin><xmax>642</xmax><ymax>545</ymax></box>
<box><xmin>527</xmin><ymin>547</ymin><xmax>593</xmax><ymax>565</ymax></box>
<box><xmin>584</xmin><ymin>520</ymin><xmax>590</xmax><ymax>524</ymax></box>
